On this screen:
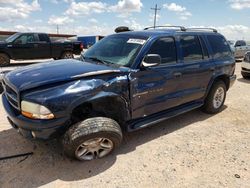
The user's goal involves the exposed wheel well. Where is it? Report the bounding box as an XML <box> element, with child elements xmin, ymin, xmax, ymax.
<box><xmin>70</xmin><ymin>97</ymin><xmax>130</xmax><ymax>128</ymax></box>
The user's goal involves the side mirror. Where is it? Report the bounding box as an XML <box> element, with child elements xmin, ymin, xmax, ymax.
<box><xmin>142</xmin><ymin>54</ymin><xmax>161</xmax><ymax>68</ymax></box>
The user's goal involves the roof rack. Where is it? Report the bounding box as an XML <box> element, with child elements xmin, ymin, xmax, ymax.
<box><xmin>144</xmin><ymin>26</ymin><xmax>187</xmax><ymax>31</ymax></box>
<box><xmin>186</xmin><ymin>28</ymin><xmax>218</xmax><ymax>33</ymax></box>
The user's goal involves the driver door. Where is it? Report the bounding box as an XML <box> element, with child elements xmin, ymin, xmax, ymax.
<box><xmin>129</xmin><ymin>37</ymin><xmax>183</xmax><ymax>119</ymax></box>
<box><xmin>10</xmin><ymin>34</ymin><xmax>37</xmax><ymax>59</ymax></box>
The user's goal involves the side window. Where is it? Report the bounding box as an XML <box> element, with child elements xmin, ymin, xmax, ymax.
<box><xmin>39</xmin><ymin>34</ymin><xmax>49</xmax><ymax>42</ymax></box>
<box><xmin>180</xmin><ymin>35</ymin><xmax>203</xmax><ymax>62</ymax></box>
<box><xmin>147</xmin><ymin>37</ymin><xmax>177</xmax><ymax>64</ymax></box>
<box><xmin>207</xmin><ymin>35</ymin><xmax>232</xmax><ymax>59</ymax></box>
<box><xmin>200</xmin><ymin>37</ymin><xmax>209</xmax><ymax>59</ymax></box>
<box><xmin>14</xmin><ymin>34</ymin><xmax>35</xmax><ymax>44</ymax></box>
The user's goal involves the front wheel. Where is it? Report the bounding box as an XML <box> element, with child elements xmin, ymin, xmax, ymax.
<box><xmin>0</xmin><ymin>53</ymin><xmax>10</xmax><ymax>66</ymax></box>
<box><xmin>202</xmin><ymin>81</ymin><xmax>227</xmax><ymax>114</ymax></box>
<box><xmin>62</xmin><ymin>117</ymin><xmax>123</xmax><ymax>161</ymax></box>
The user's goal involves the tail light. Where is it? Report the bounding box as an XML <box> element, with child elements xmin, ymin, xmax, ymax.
<box><xmin>80</xmin><ymin>43</ymin><xmax>84</xmax><ymax>50</ymax></box>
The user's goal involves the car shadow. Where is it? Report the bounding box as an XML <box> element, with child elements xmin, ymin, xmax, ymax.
<box><xmin>237</xmin><ymin>77</ymin><xmax>250</xmax><ymax>83</ymax></box>
<box><xmin>0</xmin><ymin>107</ymin><xmax>227</xmax><ymax>187</ymax></box>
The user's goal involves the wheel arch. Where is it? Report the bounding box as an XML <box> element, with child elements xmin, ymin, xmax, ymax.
<box><xmin>205</xmin><ymin>74</ymin><xmax>230</xmax><ymax>99</ymax></box>
<box><xmin>0</xmin><ymin>51</ymin><xmax>12</xmax><ymax>59</ymax></box>
<box><xmin>70</xmin><ymin>94</ymin><xmax>130</xmax><ymax>128</ymax></box>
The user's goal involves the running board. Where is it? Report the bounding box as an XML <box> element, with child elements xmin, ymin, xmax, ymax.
<box><xmin>127</xmin><ymin>101</ymin><xmax>204</xmax><ymax>131</ymax></box>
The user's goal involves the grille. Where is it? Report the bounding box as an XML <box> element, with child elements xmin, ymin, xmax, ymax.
<box><xmin>2</xmin><ymin>80</ymin><xmax>19</xmax><ymax>110</ymax></box>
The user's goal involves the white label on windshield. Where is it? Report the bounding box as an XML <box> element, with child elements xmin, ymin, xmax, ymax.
<box><xmin>127</xmin><ymin>38</ymin><xmax>146</xmax><ymax>45</ymax></box>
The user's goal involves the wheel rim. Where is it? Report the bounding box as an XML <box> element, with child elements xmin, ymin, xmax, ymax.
<box><xmin>213</xmin><ymin>87</ymin><xmax>225</xmax><ymax>109</ymax></box>
<box><xmin>64</xmin><ymin>53</ymin><xmax>73</xmax><ymax>59</ymax></box>
<box><xmin>75</xmin><ymin>138</ymin><xmax>114</xmax><ymax>161</ymax></box>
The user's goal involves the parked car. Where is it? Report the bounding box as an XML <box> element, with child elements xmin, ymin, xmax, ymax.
<box><xmin>0</xmin><ymin>32</ymin><xmax>84</xmax><ymax>66</ymax></box>
<box><xmin>1</xmin><ymin>26</ymin><xmax>236</xmax><ymax>161</ymax></box>
<box><xmin>241</xmin><ymin>51</ymin><xmax>250</xmax><ymax>78</ymax></box>
<box><xmin>229</xmin><ymin>40</ymin><xmax>250</xmax><ymax>61</ymax></box>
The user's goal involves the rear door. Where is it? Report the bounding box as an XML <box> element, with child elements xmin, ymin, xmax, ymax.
<box><xmin>35</xmin><ymin>34</ymin><xmax>51</xmax><ymax>58</ymax></box>
<box><xmin>177</xmin><ymin>34</ymin><xmax>214</xmax><ymax>104</ymax></box>
<box><xmin>129</xmin><ymin>37</ymin><xmax>184</xmax><ymax>119</ymax></box>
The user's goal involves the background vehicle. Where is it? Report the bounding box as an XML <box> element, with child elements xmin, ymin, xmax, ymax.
<box><xmin>0</xmin><ymin>32</ymin><xmax>83</xmax><ymax>66</ymax></box>
<box><xmin>241</xmin><ymin>51</ymin><xmax>250</xmax><ymax>78</ymax></box>
<box><xmin>229</xmin><ymin>40</ymin><xmax>250</xmax><ymax>61</ymax></box>
<box><xmin>1</xmin><ymin>26</ymin><xmax>236</xmax><ymax>161</ymax></box>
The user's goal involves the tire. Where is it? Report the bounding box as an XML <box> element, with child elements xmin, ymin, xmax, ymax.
<box><xmin>241</xmin><ymin>72</ymin><xmax>250</xmax><ymax>79</ymax></box>
<box><xmin>202</xmin><ymin>81</ymin><xmax>227</xmax><ymax>114</ymax></box>
<box><xmin>0</xmin><ymin>85</ymin><xmax>3</xmax><ymax>94</ymax></box>
<box><xmin>0</xmin><ymin>53</ymin><xmax>10</xmax><ymax>66</ymax></box>
<box><xmin>62</xmin><ymin>117</ymin><xmax>123</xmax><ymax>161</ymax></box>
<box><xmin>61</xmin><ymin>51</ymin><xmax>74</xmax><ymax>59</ymax></box>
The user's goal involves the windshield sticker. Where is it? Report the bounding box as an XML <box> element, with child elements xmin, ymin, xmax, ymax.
<box><xmin>127</xmin><ymin>39</ymin><xmax>146</xmax><ymax>45</ymax></box>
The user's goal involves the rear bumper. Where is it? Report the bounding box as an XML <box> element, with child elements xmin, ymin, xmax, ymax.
<box><xmin>229</xmin><ymin>75</ymin><xmax>237</xmax><ymax>88</ymax></box>
<box><xmin>2</xmin><ymin>94</ymin><xmax>70</xmax><ymax>140</ymax></box>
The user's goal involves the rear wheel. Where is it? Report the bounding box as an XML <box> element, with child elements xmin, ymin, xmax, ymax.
<box><xmin>202</xmin><ymin>81</ymin><xmax>226</xmax><ymax>114</ymax></box>
<box><xmin>61</xmin><ymin>51</ymin><xmax>74</xmax><ymax>59</ymax></box>
<box><xmin>0</xmin><ymin>53</ymin><xmax>10</xmax><ymax>66</ymax></box>
<box><xmin>62</xmin><ymin>117</ymin><xmax>123</xmax><ymax>161</ymax></box>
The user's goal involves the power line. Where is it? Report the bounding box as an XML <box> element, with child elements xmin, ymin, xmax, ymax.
<box><xmin>151</xmin><ymin>4</ymin><xmax>161</xmax><ymax>29</ymax></box>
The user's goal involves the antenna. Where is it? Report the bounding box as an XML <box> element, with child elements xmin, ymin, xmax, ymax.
<box><xmin>151</xmin><ymin>4</ymin><xmax>161</xmax><ymax>29</ymax></box>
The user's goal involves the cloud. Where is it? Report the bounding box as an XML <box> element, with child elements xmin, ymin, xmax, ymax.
<box><xmin>0</xmin><ymin>0</ymin><xmax>40</xmax><ymax>22</ymax></box>
<box><xmin>65</xmin><ymin>1</ymin><xmax>107</xmax><ymax>16</ymax></box>
<box><xmin>48</xmin><ymin>15</ymin><xmax>74</xmax><ymax>25</ymax></box>
<box><xmin>229</xmin><ymin>0</ymin><xmax>250</xmax><ymax>10</ymax></box>
<box><xmin>65</xmin><ymin>0</ymin><xmax>142</xmax><ymax>17</ymax></box>
<box><xmin>124</xmin><ymin>18</ymin><xmax>144</xmax><ymax>30</ymax></box>
<box><xmin>163</xmin><ymin>3</ymin><xmax>192</xmax><ymax>20</ymax></box>
<box><xmin>88</xmin><ymin>18</ymin><xmax>98</xmax><ymax>24</ymax></box>
<box><xmin>110</xmin><ymin>0</ymin><xmax>142</xmax><ymax>13</ymax></box>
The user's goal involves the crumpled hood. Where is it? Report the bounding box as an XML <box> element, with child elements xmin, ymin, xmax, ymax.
<box><xmin>4</xmin><ymin>59</ymin><xmax>125</xmax><ymax>91</ymax></box>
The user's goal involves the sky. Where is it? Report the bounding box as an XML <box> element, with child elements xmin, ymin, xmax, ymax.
<box><xmin>0</xmin><ymin>0</ymin><xmax>250</xmax><ymax>40</ymax></box>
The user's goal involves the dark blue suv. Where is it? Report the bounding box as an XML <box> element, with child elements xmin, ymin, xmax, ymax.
<box><xmin>1</xmin><ymin>26</ymin><xmax>236</xmax><ymax>161</ymax></box>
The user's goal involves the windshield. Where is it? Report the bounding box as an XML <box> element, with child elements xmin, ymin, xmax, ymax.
<box><xmin>82</xmin><ymin>35</ymin><xmax>147</xmax><ymax>67</ymax></box>
<box><xmin>5</xmin><ymin>33</ymin><xmax>20</xmax><ymax>43</ymax></box>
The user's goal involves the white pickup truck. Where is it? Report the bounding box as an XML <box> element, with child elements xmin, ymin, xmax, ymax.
<box><xmin>229</xmin><ymin>40</ymin><xmax>250</xmax><ymax>61</ymax></box>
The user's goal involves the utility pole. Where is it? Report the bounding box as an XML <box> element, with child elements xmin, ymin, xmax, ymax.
<box><xmin>151</xmin><ymin>4</ymin><xmax>160</xmax><ymax>29</ymax></box>
<box><xmin>56</xmin><ymin>25</ymin><xmax>59</xmax><ymax>34</ymax></box>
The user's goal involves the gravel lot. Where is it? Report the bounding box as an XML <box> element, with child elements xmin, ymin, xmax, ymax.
<box><xmin>0</xmin><ymin>63</ymin><xmax>249</xmax><ymax>188</ymax></box>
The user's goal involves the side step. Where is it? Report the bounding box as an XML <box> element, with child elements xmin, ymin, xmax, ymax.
<box><xmin>127</xmin><ymin>101</ymin><xmax>204</xmax><ymax>131</ymax></box>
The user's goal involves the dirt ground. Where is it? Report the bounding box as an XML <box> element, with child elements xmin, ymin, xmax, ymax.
<box><xmin>0</xmin><ymin>63</ymin><xmax>249</xmax><ymax>188</ymax></box>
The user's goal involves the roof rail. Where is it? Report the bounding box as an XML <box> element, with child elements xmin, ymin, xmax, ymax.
<box><xmin>186</xmin><ymin>28</ymin><xmax>218</xmax><ymax>33</ymax></box>
<box><xmin>144</xmin><ymin>26</ymin><xmax>187</xmax><ymax>31</ymax></box>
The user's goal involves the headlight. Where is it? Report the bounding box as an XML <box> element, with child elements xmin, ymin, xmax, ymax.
<box><xmin>21</xmin><ymin>101</ymin><xmax>54</xmax><ymax>120</ymax></box>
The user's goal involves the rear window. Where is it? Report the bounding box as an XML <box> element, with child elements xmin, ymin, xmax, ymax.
<box><xmin>38</xmin><ymin>34</ymin><xmax>49</xmax><ymax>42</ymax></box>
<box><xmin>207</xmin><ymin>35</ymin><xmax>232</xmax><ymax>59</ymax></box>
<box><xmin>180</xmin><ymin>35</ymin><xmax>203</xmax><ymax>62</ymax></box>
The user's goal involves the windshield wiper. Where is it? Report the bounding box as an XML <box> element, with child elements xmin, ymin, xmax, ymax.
<box><xmin>84</xmin><ymin>56</ymin><xmax>111</xmax><ymax>65</ymax></box>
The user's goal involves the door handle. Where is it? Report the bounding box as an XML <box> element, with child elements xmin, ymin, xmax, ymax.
<box><xmin>173</xmin><ymin>72</ymin><xmax>182</xmax><ymax>78</ymax></box>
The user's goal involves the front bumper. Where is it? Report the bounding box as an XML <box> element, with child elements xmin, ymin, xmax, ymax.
<box><xmin>229</xmin><ymin>75</ymin><xmax>237</xmax><ymax>88</ymax></box>
<box><xmin>2</xmin><ymin>94</ymin><xmax>70</xmax><ymax>140</ymax></box>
